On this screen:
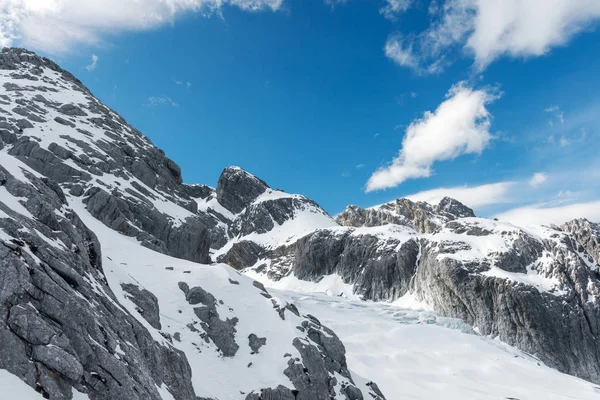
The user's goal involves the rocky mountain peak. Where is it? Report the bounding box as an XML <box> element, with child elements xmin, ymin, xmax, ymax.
<box><xmin>216</xmin><ymin>166</ymin><xmax>269</xmax><ymax>213</ymax></box>
<box><xmin>561</xmin><ymin>218</ymin><xmax>600</xmax><ymax>265</ymax></box>
<box><xmin>435</xmin><ymin>196</ymin><xmax>475</xmax><ymax>218</ymax></box>
<box><xmin>336</xmin><ymin>196</ymin><xmax>474</xmax><ymax>233</ymax></box>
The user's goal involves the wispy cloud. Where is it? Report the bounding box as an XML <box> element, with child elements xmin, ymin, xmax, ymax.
<box><xmin>559</xmin><ymin>136</ymin><xmax>571</xmax><ymax>147</ymax></box>
<box><xmin>545</xmin><ymin>105</ymin><xmax>564</xmax><ymax>126</ymax></box>
<box><xmin>324</xmin><ymin>0</ymin><xmax>348</xmax><ymax>10</ymax></box>
<box><xmin>406</xmin><ymin>181</ymin><xmax>516</xmax><ymax>209</ymax></box>
<box><xmin>380</xmin><ymin>0</ymin><xmax>413</xmax><ymax>21</ymax></box>
<box><xmin>175</xmin><ymin>80</ymin><xmax>192</xmax><ymax>88</ymax></box>
<box><xmin>356</xmin><ymin>164</ymin><xmax>365</xmax><ymax>169</ymax></box>
<box><xmin>366</xmin><ymin>82</ymin><xmax>499</xmax><ymax>192</ymax></box>
<box><xmin>86</xmin><ymin>54</ymin><xmax>99</xmax><ymax>71</ymax></box>
<box><xmin>145</xmin><ymin>95</ymin><xmax>179</xmax><ymax>108</ymax></box>
<box><xmin>495</xmin><ymin>201</ymin><xmax>600</xmax><ymax>226</ymax></box>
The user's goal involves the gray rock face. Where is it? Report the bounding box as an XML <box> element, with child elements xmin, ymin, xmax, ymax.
<box><xmin>218</xmin><ymin>240</ymin><xmax>264</xmax><ymax>270</ymax></box>
<box><xmin>413</xmin><ymin>226</ymin><xmax>600</xmax><ymax>383</ymax></box>
<box><xmin>0</xmin><ymin>160</ymin><xmax>197</xmax><ymax>400</ymax></box>
<box><xmin>84</xmin><ymin>186</ymin><xmax>212</xmax><ymax>263</ymax></box>
<box><xmin>245</xmin><ymin>385</ymin><xmax>296</xmax><ymax>400</ymax></box>
<box><xmin>182</xmin><ymin>183</ymin><xmax>214</xmax><ymax>200</ymax></box>
<box><xmin>121</xmin><ymin>283</ymin><xmax>162</xmax><ymax>330</ymax></box>
<box><xmin>253</xmin><ymin>228</ymin><xmax>419</xmax><ymax>301</ymax></box>
<box><xmin>561</xmin><ymin>218</ymin><xmax>600</xmax><ymax>265</ymax></box>
<box><xmin>216</xmin><ymin>166</ymin><xmax>268</xmax><ymax>214</ymax></box>
<box><xmin>248</xmin><ymin>333</ymin><xmax>267</xmax><ymax>353</ymax></box>
<box><xmin>336</xmin><ymin>197</ymin><xmax>474</xmax><ymax>233</ymax></box>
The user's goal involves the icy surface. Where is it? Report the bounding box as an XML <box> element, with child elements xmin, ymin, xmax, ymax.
<box><xmin>69</xmin><ymin>198</ymin><xmax>375</xmax><ymax>399</ymax></box>
<box><xmin>271</xmin><ymin>289</ymin><xmax>600</xmax><ymax>400</ymax></box>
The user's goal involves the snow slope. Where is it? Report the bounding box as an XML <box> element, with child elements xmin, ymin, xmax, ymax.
<box><xmin>68</xmin><ymin>198</ymin><xmax>376</xmax><ymax>399</ymax></box>
<box><xmin>271</xmin><ymin>289</ymin><xmax>600</xmax><ymax>400</ymax></box>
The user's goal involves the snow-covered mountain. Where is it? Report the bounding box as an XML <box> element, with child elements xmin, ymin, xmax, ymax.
<box><xmin>0</xmin><ymin>48</ymin><xmax>384</xmax><ymax>400</ymax></box>
<box><xmin>1</xmin><ymin>47</ymin><xmax>600</xmax><ymax>400</ymax></box>
<box><xmin>245</xmin><ymin>200</ymin><xmax>600</xmax><ymax>385</ymax></box>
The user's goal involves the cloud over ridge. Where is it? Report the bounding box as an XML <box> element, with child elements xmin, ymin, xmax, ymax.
<box><xmin>366</xmin><ymin>82</ymin><xmax>499</xmax><ymax>192</ymax></box>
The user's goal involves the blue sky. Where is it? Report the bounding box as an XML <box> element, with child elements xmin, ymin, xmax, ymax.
<box><xmin>2</xmin><ymin>0</ymin><xmax>600</xmax><ymax>224</ymax></box>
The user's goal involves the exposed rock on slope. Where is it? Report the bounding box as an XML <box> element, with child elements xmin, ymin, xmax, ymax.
<box><xmin>0</xmin><ymin>149</ymin><xmax>197</xmax><ymax>400</ymax></box>
<box><xmin>0</xmin><ymin>48</ymin><xmax>384</xmax><ymax>400</ymax></box>
<box><xmin>216</xmin><ymin>166</ymin><xmax>269</xmax><ymax>214</ymax></box>
<box><xmin>210</xmin><ymin>166</ymin><xmax>337</xmax><ymax>268</ymax></box>
<box><xmin>562</xmin><ymin>218</ymin><xmax>600</xmax><ymax>265</ymax></box>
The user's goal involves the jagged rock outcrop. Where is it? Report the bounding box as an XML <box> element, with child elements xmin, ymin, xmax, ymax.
<box><xmin>263</xmin><ymin>227</ymin><xmax>420</xmax><ymax>301</ymax></box>
<box><xmin>216</xmin><ymin>166</ymin><xmax>269</xmax><ymax>214</ymax></box>
<box><xmin>213</xmin><ymin>170</ymin><xmax>336</xmax><ymax>268</ymax></box>
<box><xmin>562</xmin><ymin>218</ymin><xmax>600</xmax><ymax>265</ymax></box>
<box><xmin>336</xmin><ymin>196</ymin><xmax>474</xmax><ymax>233</ymax></box>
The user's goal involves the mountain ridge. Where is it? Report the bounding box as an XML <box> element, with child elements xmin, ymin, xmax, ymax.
<box><xmin>1</xmin><ymin>46</ymin><xmax>600</xmax><ymax>399</ymax></box>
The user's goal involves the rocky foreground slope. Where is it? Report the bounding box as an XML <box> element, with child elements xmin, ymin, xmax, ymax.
<box><xmin>0</xmin><ymin>48</ymin><xmax>385</xmax><ymax>400</ymax></box>
<box><xmin>1</xmin><ymin>46</ymin><xmax>600</xmax><ymax>399</ymax></box>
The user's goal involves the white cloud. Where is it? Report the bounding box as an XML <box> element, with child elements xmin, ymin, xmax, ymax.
<box><xmin>529</xmin><ymin>172</ymin><xmax>547</xmax><ymax>187</ymax></box>
<box><xmin>85</xmin><ymin>54</ymin><xmax>98</xmax><ymax>71</ymax></box>
<box><xmin>0</xmin><ymin>0</ymin><xmax>283</xmax><ymax>54</ymax></box>
<box><xmin>495</xmin><ymin>201</ymin><xmax>600</xmax><ymax>226</ymax></box>
<box><xmin>366</xmin><ymin>82</ymin><xmax>498</xmax><ymax>192</ymax></box>
<box><xmin>559</xmin><ymin>136</ymin><xmax>571</xmax><ymax>147</ymax></box>
<box><xmin>356</xmin><ymin>164</ymin><xmax>365</xmax><ymax>169</ymax></box>
<box><xmin>146</xmin><ymin>95</ymin><xmax>179</xmax><ymax>108</ymax></box>
<box><xmin>467</xmin><ymin>0</ymin><xmax>600</xmax><ymax>68</ymax></box>
<box><xmin>380</xmin><ymin>0</ymin><xmax>413</xmax><ymax>21</ymax></box>
<box><xmin>385</xmin><ymin>0</ymin><xmax>600</xmax><ymax>73</ymax></box>
<box><xmin>405</xmin><ymin>181</ymin><xmax>516</xmax><ymax>208</ymax></box>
